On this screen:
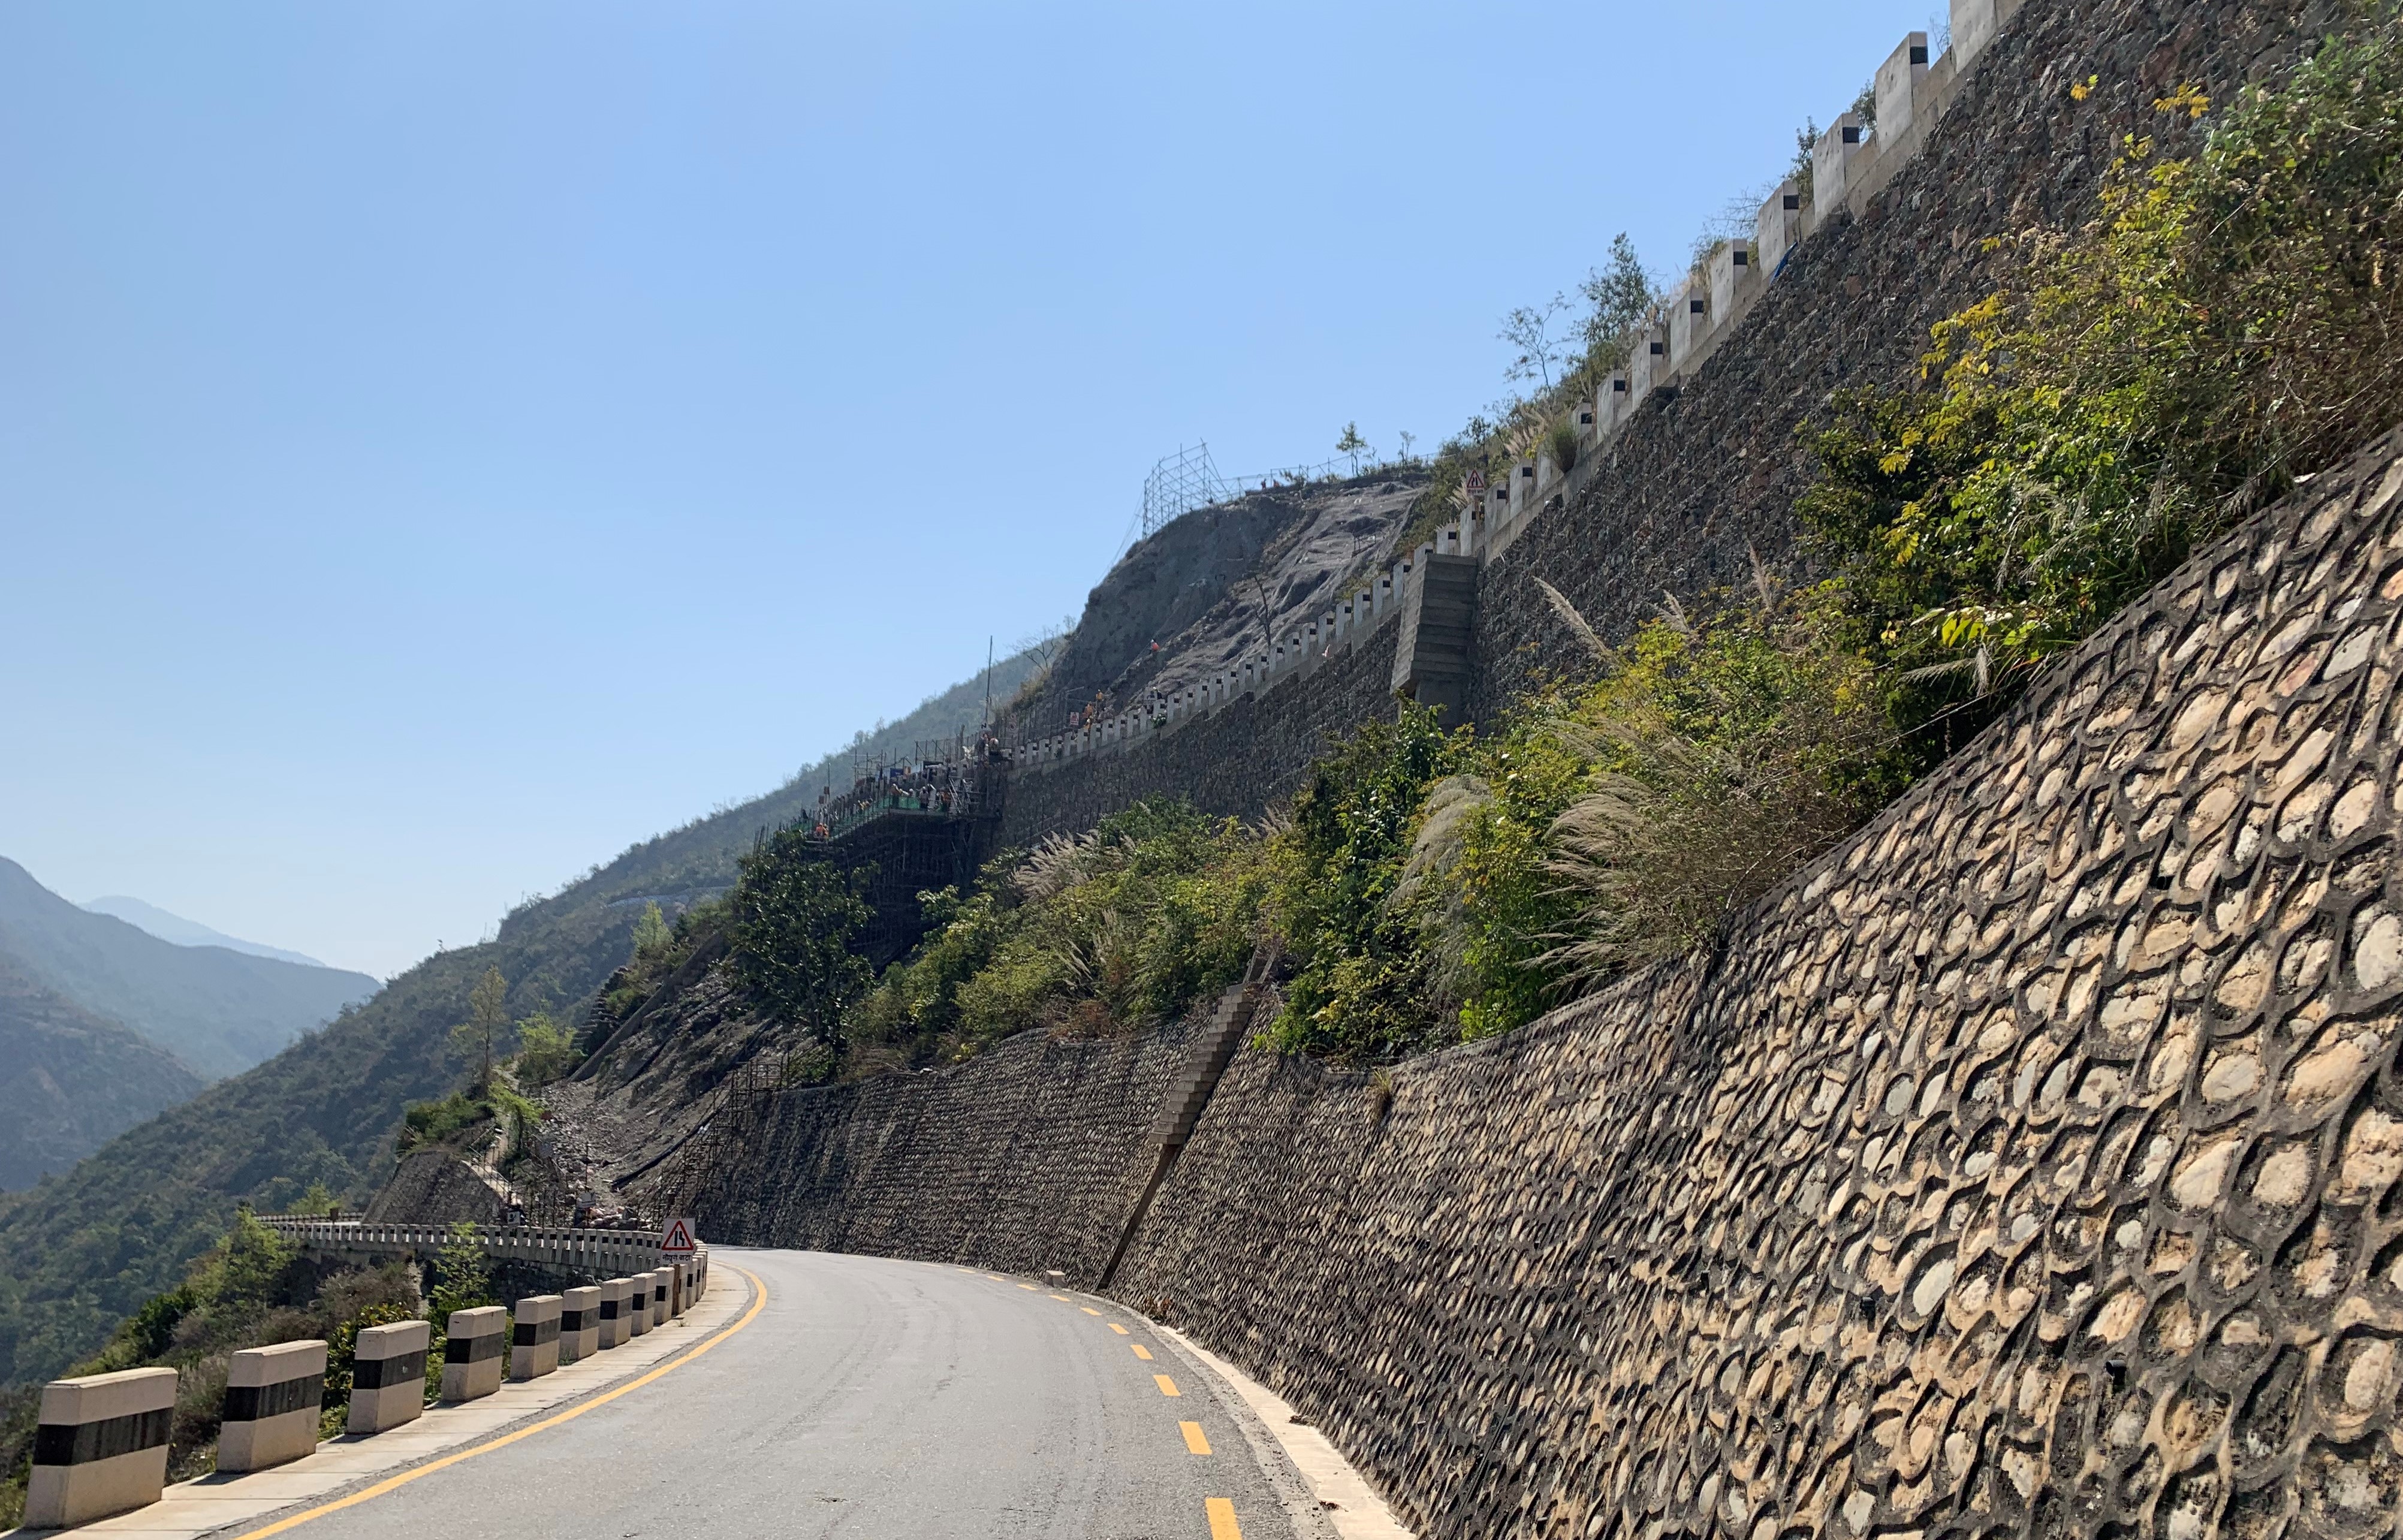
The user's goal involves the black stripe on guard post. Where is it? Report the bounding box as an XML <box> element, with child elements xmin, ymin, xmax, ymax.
<box><xmin>511</xmin><ymin>1318</ymin><xmax>560</xmax><ymax>1347</ymax></box>
<box><xmin>32</xmin><ymin>1408</ymin><xmax>173</xmax><ymax>1467</ymax></box>
<box><xmin>351</xmin><ymin>1352</ymin><xmax>426</xmax><ymax>1391</ymax></box>
<box><xmin>224</xmin><ymin>1375</ymin><xmax>324</xmax><ymax>1424</ymax></box>
<box><xmin>456</xmin><ymin>1331</ymin><xmax>505</xmax><ymax>1364</ymax></box>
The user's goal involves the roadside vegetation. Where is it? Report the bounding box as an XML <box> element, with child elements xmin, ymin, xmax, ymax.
<box><xmin>695</xmin><ymin>19</ymin><xmax>2403</xmax><ymax>1068</ymax></box>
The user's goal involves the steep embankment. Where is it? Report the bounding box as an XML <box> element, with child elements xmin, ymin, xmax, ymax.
<box><xmin>0</xmin><ymin>857</ymin><xmax>377</xmax><ymax>1079</ymax></box>
<box><xmin>0</xmin><ymin>956</ymin><xmax>202</xmax><ymax>1192</ymax></box>
<box><xmin>0</xmin><ymin>648</ymin><xmax>1042</xmax><ymax>1390</ymax></box>
<box><xmin>663</xmin><ymin>427</ymin><xmax>2403</xmax><ymax>1540</ymax></box>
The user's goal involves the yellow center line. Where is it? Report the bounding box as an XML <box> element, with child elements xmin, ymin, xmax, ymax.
<box><xmin>1153</xmin><ymin>1373</ymin><xmax>1181</xmax><ymax>1397</ymax></box>
<box><xmin>988</xmin><ymin>1274</ymin><xmax>1007</xmax><ymax>1282</ymax></box>
<box><xmin>1080</xmin><ymin>1306</ymin><xmax>1101</xmax><ymax>1316</ymax></box>
<box><xmin>1179</xmin><ymin>1420</ymin><xmax>1212</xmax><ymax>1455</ymax></box>
<box><xmin>225</xmin><ymin>1267</ymin><xmax>770</xmax><ymax>1540</ymax></box>
<box><xmin>1108</xmin><ymin>1322</ymin><xmax>1129</xmax><ymax>1335</ymax></box>
<box><xmin>1048</xmin><ymin>1294</ymin><xmax>1071</xmax><ymax>1301</ymax></box>
<box><xmin>1206</xmin><ymin>1496</ymin><xmax>1243</xmax><ymax>1538</ymax></box>
<box><xmin>1017</xmin><ymin>1283</ymin><xmax>1038</xmax><ymax>1291</ymax></box>
<box><xmin>1131</xmin><ymin>1344</ymin><xmax>1153</xmax><ymax>1360</ymax></box>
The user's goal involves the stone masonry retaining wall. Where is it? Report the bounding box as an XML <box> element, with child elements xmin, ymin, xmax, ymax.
<box><xmin>679</xmin><ymin>429</ymin><xmax>2403</xmax><ymax>1539</ymax></box>
<box><xmin>997</xmin><ymin>621</ymin><xmax>1400</xmax><ymax>846</ymax></box>
<box><xmin>683</xmin><ymin>1011</ymin><xmax>1198</xmax><ymax>1283</ymax></box>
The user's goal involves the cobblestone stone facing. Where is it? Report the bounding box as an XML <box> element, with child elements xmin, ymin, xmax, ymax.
<box><xmin>672</xmin><ymin>1014</ymin><xmax>1195</xmax><ymax>1283</ymax></box>
<box><xmin>1117</xmin><ymin>430</ymin><xmax>2403</xmax><ymax>1540</ymax></box>
<box><xmin>685</xmin><ymin>430</ymin><xmax>2403</xmax><ymax>1540</ymax></box>
<box><xmin>997</xmin><ymin>622</ymin><xmax>1401</xmax><ymax>848</ymax></box>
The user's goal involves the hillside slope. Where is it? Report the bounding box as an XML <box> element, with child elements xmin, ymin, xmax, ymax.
<box><xmin>0</xmin><ymin>647</ymin><xmax>1041</xmax><ymax>1390</ymax></box>
<box><xmin>0</xmin><ymin>957</ymin><xmax>203</xmax><ymax>1192</ymax></box>
<box><xmin>0</xmin><ymin>858</ymin><xmax>377</xmax><ymax>1078</ymax></box>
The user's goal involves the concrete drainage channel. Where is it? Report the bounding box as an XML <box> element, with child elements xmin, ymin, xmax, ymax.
<box><xmin>10</xmin><ymin>1255</ymin><xmax>722</xmax><ymax>1538</ymax></box>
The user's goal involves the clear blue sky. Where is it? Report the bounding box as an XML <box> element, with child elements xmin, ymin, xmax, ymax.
<box><xmin>1</xmin><ymin>1</ymin><xmax>1938</xmax><ymax>978</ymax></box>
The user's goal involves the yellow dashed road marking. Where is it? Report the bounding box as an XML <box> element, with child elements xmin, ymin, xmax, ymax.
<box><xmin>1154</xmin><ymin>1373</ymin><xmax>1181</xmax><ymax>1397</ymax></box>
<box><xmin>1081</xmin><ymin>1306</ymin><xmax>1101</xmax><ymax>1316</ymax></box>
<box><xmin>1048</xmin><ymin>1294</ymin><xmax>1071</xmax><ymax>1301</ymax></box>
<box><xmin>1108</xmin><ymin>1322</ymin><xmax>1129</xmax><ymax>1334</ymax></box>
<box><xmin>1180</xmin><ymin>1420</ymin><xmax>1212</xmax><ymax>1455</ymax></box>
<box><xmin>1132</xmin><ymin>1344</ymin><xmax>1153</xmax><ymax>1360</ymax></box>
<box><xmin>988</xmin><ymin>1274</ymin><xmax>1007</xmax><ymax>1282</ymax></box>
<box><xmin>1206</xmin><ymin>1496</ymin><xmax>1242</xmax><ymax>1538</ymax></box>
<box><xmin>1017</xmin><ymin>1283</ymin><xmax>1038</xmax><ymax>1291</ymax></box>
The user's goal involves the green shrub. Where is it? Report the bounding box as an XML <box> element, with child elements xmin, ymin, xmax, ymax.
<box><xmin>1260</xmin><ymin>707</ymin><xmax>1465</xmax><ymax>1061</ymax></box>
<box><xmin>509</xmin><ymin>1011</ymin><xmax>581</xmax><ymax>1085</ymax></box>
<box><xmin>396</xmin><ymin>1090</ymin><xmax>492</xmax><ymax>1154</ymax></box>
<box><xmin>1800</xmin><ymin>22</ymin><xmax>2403</xmax><ymax>767</ymax></box>
<box><xmin>1548</xmin><ymin>420</ymin><xmax>1580</xmax><ymax>475</ymax></box>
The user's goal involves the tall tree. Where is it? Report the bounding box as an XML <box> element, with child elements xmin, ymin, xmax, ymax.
<box><xmin>1578</xmin><ymin>234</ymin><xmax>1659</xmax><ymax>375</ymax></box>
<box><xmin>728</xmin><ymin>830</ymin><xmax>874</xmax><ymax>1069</ymax></box>
<box><xmin>449</xmin><ymin>966</ymin><xmax>508</xmax><ymax>1092</ymax></box>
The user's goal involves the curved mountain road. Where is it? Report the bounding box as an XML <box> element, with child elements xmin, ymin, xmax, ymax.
<box><xmin>267</xmin><ymin>1249</ymin><xmax>1325</xmax><ymax>1540</ymax></box>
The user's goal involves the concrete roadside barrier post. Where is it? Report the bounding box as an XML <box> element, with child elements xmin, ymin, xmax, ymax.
<box><xmin>649</xmin><ymin>1269</ymin><xmax>670</xmax><ymax>1328</ymax></box>
<box><xmin>347</xmin><ymin>1319</ymin><xmax>430</xmax><ymax>1434</ymax></box>
<box><xmin>25</xmin><ymin>1366</ymin><xmax>178</xmax><ymax>1529</ymax></box>
<box><xmin>510</xmin><ymin>1295</ymin><xmax>562</xmax><ymax>1380</ymax></box>
<box><xmin>626</xmin><ymin>1275</ymin><xmax>652</xmax><ymax>1338</ymax></box>
<box><xmin>669</xmin><ymin>1264</ymin><xmax>685</xmax><ymax>1319</ymax></box>
<box><xmin>218</xmin><ymin>1340</ymin><xmax>326</xmax><ymax>1472</ymax></box>
<box><xmin>441</xmin><ymin>1306</ymin><xmax>506</xmax><ymax>1402</ymax></box>
<box><xmin>599</xmin><ymin>1277</ymin><xmax>634</xmax><ymax>1346</ymax></box>
<box><xmin>559</xmin><ymin>1286</ymin><xmax>600</xmax><ymax>1364</ymax></box>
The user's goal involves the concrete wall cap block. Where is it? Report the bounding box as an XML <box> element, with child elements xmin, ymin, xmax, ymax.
<box><xmin>37</xmin><ymin>1366</ymin><xmax>177</xmax><ymax>1427</ymax></box>
<box><xmin>226</xmin><ymin>1339</ymin><xmax>327</xmax><ymax>1385</ymax></box>
<box><xmin>1876</xmin><ymin>30</ymin><xmax>1933</xmax><ymax>143</ymax></box>
<box><xmin>354</xmin><ymin>1319</ymin><xmax>431</xmax><ymax>1357</ymax></box>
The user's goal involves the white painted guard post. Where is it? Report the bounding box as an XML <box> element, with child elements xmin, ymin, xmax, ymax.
<box><xmin>600</xmin><ymin>1277</ymin><xmax>635</xmax><ymax>1346</ymax></box>
<box><xmin>347</xmin><ymin>1319</ymin><xmax>430</xmax><ymax>1434</ymax></box>
<box><xmin>559</xmin><ymin>1286</ymin><xmax>601</xmax><ymax>1364</ymax></box>
<box><xmin>649</xmin><ymin>1269</ymin><xmax>670</xmax><ymax>1328</ymax></box>
<box><xmin>510</xmin><ymin>1294</ymin><xmax>562</xmax><ymax>1380</ymax></box>
<box><xmin>25</xmin><ymin>1366</ymin><xmax>177</xmax><ymax>1529</ymax></box>
<box><xmin>441</xmin><ymin>1306</ymin><xmax>506</xmax><ymax>1402</ymax></box>
<box><xmin>218</xmin><ymin>1340</ymin><xmax>325</xmax><ymax>1473</ymax></box>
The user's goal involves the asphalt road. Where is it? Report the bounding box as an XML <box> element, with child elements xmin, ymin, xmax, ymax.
<box><xmin>280</xmin><ymin>1249</ymin><xmax>1316</xmax><ymax>1540</ymax></box>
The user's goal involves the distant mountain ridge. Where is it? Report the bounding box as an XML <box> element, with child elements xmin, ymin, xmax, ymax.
<box><xmin>0</xmin><ymin>859</ymin><xmax>378</xmax><ymax>1080</ymax></box>
<box><xmin>80</xmin><ymin>894</ymin><xmax>329</xmax><ymax>968</ymax></box>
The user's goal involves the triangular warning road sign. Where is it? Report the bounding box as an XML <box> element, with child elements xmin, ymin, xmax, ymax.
<box><xmin>659</xmin><ymin>1216</ymin><xmax>697</xmax><ymax>1255</ymax></box>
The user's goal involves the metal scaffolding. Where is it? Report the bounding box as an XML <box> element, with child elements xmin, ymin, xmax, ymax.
<box><xmin>1139</xmin><ymin>442</ymin><xmax>1233</xmax><ymax>541</ymax></box>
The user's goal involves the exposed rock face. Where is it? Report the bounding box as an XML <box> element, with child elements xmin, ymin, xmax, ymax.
<box><xmin>362</xmin><ymin>1152</ymin><xmax>503</xmax><ymax>1225</ymax></box>
<box><xmin>1018</xmin><ymin>478</ymin><xmax>1419</xmax><ymax>733</ymax></box>
<box><xmin>662</xmin><ymin>431</ymin><xmax>2403</xmax><ymax>1539</ymax></box>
